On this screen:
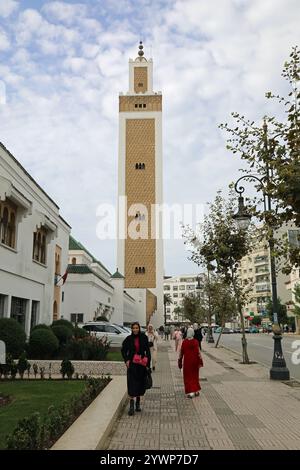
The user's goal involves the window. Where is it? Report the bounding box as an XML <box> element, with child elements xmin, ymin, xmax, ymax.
<box><xmin>138</xmin><ymin>82</ymin><xmax>143</xmax><ymax>87</ymax></box>
<box><xmin>135</xmin><ymin>267</ymin><xmax>145</xmax><ymax>274</ymax></box>
<box><xmin>55</xmin><ymin>253</ymin><xmax>61</xmax><ymax>275</ymax></box>
<box><xmin>179</xmin><ymin>285</ymin><xmax>185</xmax><ymax>290</ymax></box>
<box><xmin>31</xmin><ymin>301</ymin><xmax>39</xmax><ymax>330</ymax></box>
<box><xmin>135</xmin><ymin>163</ymin><xmax>145</xmax><ymax>170</ymax></box>
<box><xmin>53</xmin><ymin>300</ymin><xmax>58</xmax><ymax>321</ymax></box>
<box><xmin>33</xmin><ymin>227</ymin><xmax>47</xmax><ymax>264</ymax></box>
<box><xmin>11</xmin><ymin>297</ymin><xmax>27</xmax><ymax>327</ymax></box>
<box><xmin>105</xmin><ymin>325</ymin><xmax>119</xmax><ymax>333</ymax></box>
<box><xmin>173</xmin><ymin>286</ymin><xmax>178</xmax><ymax>291</ymax></box>
<box><xmin>187</xmin><ymin>284</ymin><xmax>195</xmax><ymax>290</ymax></box>
<box><xmin>72</xmin><ymin>257</ymin><xmax>76</xmax><ymax>265</ymax></box>
<box><xmin>0</xmin><ymin>294</ymin><xmax>7</xmax><ymax>318</ymax></box>
<box><xmin>135</xmin><ymin>104</ymin><xmax>138</xmax><ymax>108</ymax></box>
<box><xmin>139</xmin><ymin>103</ymin><xmax>142</xmax><ymax>108</ymax></box>
<box><xmin>143</xmin><ymin>104</ymin><xmax>146</xmax><ymax>108</ymax></box>
<box><xmin>94</xmin><ymin>325</ymin><xmax>106</xmax><ymax>333</ymax></box>
<box><xmin>0</xmin><ymin>200</ymin><xmax>17</xmax><ymax>249</ymax></box>
<box><xmin>173</xmin><ymin>293</ymin><xmax>178</xmax><ymax>298</ymax></box>
<box><xmin>70</xmin><ymin>313</ymin><xmax>84</xmax><ymax>324</ymax></box>
<box><xmin>164</xmin><ymin>285</ymin><xmax>170</xmax><ymax>291</ymax></box>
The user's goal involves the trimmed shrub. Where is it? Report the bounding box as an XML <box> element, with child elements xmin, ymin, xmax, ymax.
<box><xmin>65</xmin><ymin>336</ymin><xmax>110</xmax><ymax>361</ymax></box>
<box><xmin>74</xmin><ymin>327</ymin><xmax>88</xmax><ymax>338</ymax></box>
<box><xmin>60</xmin><ymin>359</ymin><xmax>74</xmax><ymax>379</ymax></box>
<box><xmin>28</xmin><ymin>329</ymin><xmax>59</xmax><ymax>359</ymax></box>
<box><xmin>51</xmin><ymin>325</ymin><xmax>73</xmax><ymax>345</ymax></box>
<box><xmin>51</xmin><ymin>319</ymin><xmax>74</xmax><ymax>333</ymax></box>
<box><xmin>0</xmin><ymin>318</ymin><xmax>26</xmax><ymax>357</ymax></box>
<box><xmin>31</xmin><ymin>324</ymin><xmax>52</xmax><ymax>332</ymax></box>
<box><xmin>17</xmin><ymin>353</ymin><xmax>30</xmax><ymax>379</ymax></box>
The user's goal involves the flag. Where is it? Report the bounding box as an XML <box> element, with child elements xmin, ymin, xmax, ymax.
<box><xmin>61</xmin><ymin>271</ymin><xmax>68</xmax><ymax>285</ymax></box>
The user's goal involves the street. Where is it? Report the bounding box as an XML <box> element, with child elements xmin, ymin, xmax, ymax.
<box><xmin>216</xmin><ymin>333</ymin><xmax>300</xmax><ymax>380</ymax></box>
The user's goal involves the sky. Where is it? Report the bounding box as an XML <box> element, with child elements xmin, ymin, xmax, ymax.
<box><xmin>0</xmin><ymin>0</ymin><xmax>299</xmax><ymax>276</ymax></box>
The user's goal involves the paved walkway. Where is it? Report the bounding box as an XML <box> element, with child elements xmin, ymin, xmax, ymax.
<box><xmin>105</xmin><ymin>341</ymin><xmax>300</xmax><ymax>450</ymax></box>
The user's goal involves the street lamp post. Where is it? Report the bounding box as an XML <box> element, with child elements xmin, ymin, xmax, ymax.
<box><xmin>232</xmin><ymin>133</ymin><xmax>290</xmax><ymax>379</ymax></box>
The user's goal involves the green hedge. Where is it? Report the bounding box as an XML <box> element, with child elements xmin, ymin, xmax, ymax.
<box><xmin>28</xmin><ymin>329</ymin><xmax>59</xmax><ymax>359</ymax></box>
<box><xmin>51</xmin><ymin>319</ymin><xmax>74</xmax><ymax>332</ymax></box>
<box><xmin>0</xmin><ymin>318</ymin><xmax>26</xmax><ymax>357</ymax></box>
<box><xmin>51</xmin><ymin>325</ymin><xmax>73</xmax><ymax>345</ymax></box>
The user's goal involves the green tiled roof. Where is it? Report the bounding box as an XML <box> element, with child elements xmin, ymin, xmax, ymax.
<box><xmin>111</xmin><ymin>269</ymin><xmax>125</xmax><ymax>279</ymax></box>
<box><xmin>69</xmin><ymin>235</ymin><xmax>111</xmax><ymax>276</ymax></box>
<box><xmin>67</xmin><ymin>264</ymin><xmax>113</xmax><ymax>289</ymax></box>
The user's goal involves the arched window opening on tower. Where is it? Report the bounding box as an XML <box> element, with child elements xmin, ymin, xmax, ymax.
<box><xmin>135</xmin><ymin>266</ymin><xmax>146</xmax><ymax>274</ymax></box>
<box><xmin>135</xmin><ymin>163</ymin><xmax>146</xmax><ymax>170</ymax></box>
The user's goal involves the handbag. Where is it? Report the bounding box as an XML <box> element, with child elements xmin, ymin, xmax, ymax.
<box><xmin>133</xmin><ymin>354</ymin><xmax>148</xmax><ymax>367</ymax></box>
<box><xmin>144</xmin><ymin>368</ymin><xmax>152</xmax><ymax>389</ymax></box>
<box><xmin>148</xmin><ymin>341</ymin><xmax>154</xmax><ymax>348</ymax></box>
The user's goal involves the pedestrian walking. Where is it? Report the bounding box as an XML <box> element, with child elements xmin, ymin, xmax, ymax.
<box><xmin>178</xmin><ymin>327</ymin><xmax>203</xmax><ymax>398</ymax></box>
<box><xmin>174</xmin><ymin>327</ymin><xmax>183</xmax><ymax>353</ymax></box>
<box><xmin>146</xmin><ymin>324</ymin><xmax>159</xmax><ymax>371</ymax></box>
<box><xmin>193</xmin><ymin>323</ymin><xmax>203</xmax><ymax>350</ymax></box>
<box><xmin>164</xmin><ymin>325</ymin><xmax>170</xmax><ymax>340</ymax></box>
<box><xmin>121</xmin><ymin>322</ymin><xmax>151</xmax><ymax>416</ymax></box>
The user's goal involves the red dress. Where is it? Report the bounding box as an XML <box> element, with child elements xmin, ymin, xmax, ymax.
<box><xmin>180</xmin><ymin>338</ymin><xmax>201</xmax><ymax>394</ymax></box>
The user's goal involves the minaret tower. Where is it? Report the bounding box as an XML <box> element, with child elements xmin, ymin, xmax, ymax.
<box><xmin>117</xmin><ymin>42</ymin><xmax>164</xmax><ymax>327</ymax></box>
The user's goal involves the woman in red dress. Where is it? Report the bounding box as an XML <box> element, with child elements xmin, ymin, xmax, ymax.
<box><xmin>178</xmin><ymin>327</ymin><xmax>203</xmax><ymax>398</ymax></box>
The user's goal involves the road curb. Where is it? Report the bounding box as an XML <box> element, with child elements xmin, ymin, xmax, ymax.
<box><xmin>218</xmin><ymin>344</ymin><xmax>300</xmax><ymax>383</ymax></box>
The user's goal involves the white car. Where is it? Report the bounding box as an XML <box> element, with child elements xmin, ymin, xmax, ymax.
<box><xmin>82</xmin><ymin>322</ymin><xmax>129</xmax><ymax>348</ymax></box>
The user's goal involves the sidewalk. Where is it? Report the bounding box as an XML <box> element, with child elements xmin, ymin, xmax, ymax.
<box><xmin>105</xmin><ymin>341</ymin><xmax>300</xmax><ymax>450</ymax></box>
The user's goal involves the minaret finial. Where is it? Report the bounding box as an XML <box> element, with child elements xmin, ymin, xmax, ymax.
<box><xmin>138</xmin><ymin>41</ymin><xmax>144</xmax><ymax>57</ymax></box>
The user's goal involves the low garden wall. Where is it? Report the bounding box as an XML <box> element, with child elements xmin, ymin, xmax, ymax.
<box><xmin>28</xmin><ymin>360</ymin><xmax>126</xmax><ymax>376</ymax></box>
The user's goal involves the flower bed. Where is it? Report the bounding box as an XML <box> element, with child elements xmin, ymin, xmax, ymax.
<box><xmin>1</xmin><ymin>377</ymin><xmax>110</xmax><ymax>449</ymax></box>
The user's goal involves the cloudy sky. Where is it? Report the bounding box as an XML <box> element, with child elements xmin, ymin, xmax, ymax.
<box><xmin>0</xmin><ymin>0</ymin><xmax>299</xmax><ymax>275</ymax></box>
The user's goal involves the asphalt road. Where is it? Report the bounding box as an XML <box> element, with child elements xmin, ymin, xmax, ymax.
<box><xmin>212</xmin><ymin>332</ymin><xmax>300</xmax><ymax>380</ymax></box>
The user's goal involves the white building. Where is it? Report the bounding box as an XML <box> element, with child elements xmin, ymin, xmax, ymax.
<box><xmin>0</xmin><ymin>142</ymin><xmax>71</xmax><ymax>335</ymax></box>
<box><xmin>117</xmin><ymin>42</ymin><xmax>164</xmax><ymax>328</ymax></box>
<box><xmin>163</xmin><ymin>274</ymin><xmax>206</xmax><ymax>323</ymax></box>
<box><xmin>64</xmin><ymin>236</ymin><xmax>152</xmax><ymax>327</ymax></box>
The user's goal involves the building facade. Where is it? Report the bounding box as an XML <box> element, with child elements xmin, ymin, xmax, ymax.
<box><xmin>117</xmin><ymin>42</ymin><xmax>164</xmax><ymax>327</ymax></box>
<box><xmin>0</xmin><ymin>142</ymin><xmax>70</xmax><ymax>335</ymax></box>
<box><xmin>64</xmin><ymin>236</ymin><xmax>151</xmax><ymax>327</ymax></box>
<box><xmin>163</xmin><ymin>274</ymin><xmax>206</xmax><ymax>323</ymax></box>
<box><xmin>238</xmin><ymin>235</ymin><xmax>292</xmax><ymax>322</ymax></box>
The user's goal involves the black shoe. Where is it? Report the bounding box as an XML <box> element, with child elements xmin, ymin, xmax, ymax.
<box><xmin>128</xmin><ymin>399</ymin><xmax>134</xmax><ymax>416</ymax></box>
<box><xmin>152</xmin><ymin>366</ymin><xmax>155</xmax><ymax>371</ymax></box>
<box><xmin>135</xmin><ymin>397</ymin><xmax>141</xmax><ymax>412</ymax></box>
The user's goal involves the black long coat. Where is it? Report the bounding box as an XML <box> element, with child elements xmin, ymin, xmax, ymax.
<box><xmin>121</xmin><ymin>333</ymin><xmax>151</xmax><ymax>397</ymax></box>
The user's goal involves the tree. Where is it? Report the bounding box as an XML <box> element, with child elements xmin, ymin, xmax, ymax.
<box><xmin>266</xmin><ymin>298</ymin><xmax>288</xmax><ymax>327</ymax></box>
<box><xmin>173</xmin><ymin>306</ymin><xmax>184</xmax><ymax>323</ymax></box>
<box><xmin>164</xmin><ymin>293</ymin><xmax>173</xmax><ymax>325</ymax></box>
<box><xmin>183</xmin><ymin>191</ymin><xmax>253</xmax><ymax>363</ymax></box>
<box><xmin>220</xmin><ymin>46</ymin><xmax>300</xmax><ymax>272</ymax></box>
<box><xmin>292</xmin><ymin>284</ymin><xmax>300</xmax><ymax>319</ymax></box>
<box><xmin>182</xmin><ymin>293</ymin><xmax>203</xmax><ymax>324</ymax></box>
<box><xmin>251</xmin><ymin>316</ymin><xmax>262</xmax><ymax>326</ymax></box>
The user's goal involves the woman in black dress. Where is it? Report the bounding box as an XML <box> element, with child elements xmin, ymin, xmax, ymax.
<box><xmin>121</xmin><ymin>322</ymin><xmax>151</xmax><ymax>415</ymax></box>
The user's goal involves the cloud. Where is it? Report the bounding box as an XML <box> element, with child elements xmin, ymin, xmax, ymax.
<box><xmin>0</xmin><ymin>0</ymin><xmax>299</xmax><ymax>275</ymax></box>
<box><xmin>0</xmin><ymin>0</ymin><xmax>18</xmax><ymax>18</ymax></box>
<box><xmin>0</xmin><ymin>27</ymin><xmax>10</xmax><ymax>50</ymax></box>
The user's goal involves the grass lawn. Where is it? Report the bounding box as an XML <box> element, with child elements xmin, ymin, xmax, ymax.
<box><xmin>0</xmin><ymin>380</ymin><xmax>86</xmax><ymax>449</ymax></box>
<box><xmin>106</xmin><ymin>350</ymin><xmax>123</xmax><ymax>361</ymax></box>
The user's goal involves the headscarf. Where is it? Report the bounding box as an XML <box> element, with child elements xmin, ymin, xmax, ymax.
<box><xmin>193</xmin><ymin>323</ymin><xmax>198</xmax><ymax>330</ymax></box>
<box><xmin>186</xmin><ymin>327</ymin><xmax>195</xmax><ymax>339</ymax></box>
<box><xmin>147</xmin><ymin>323</ymin><xmax>154</xmax><ymax>332</ymax></box>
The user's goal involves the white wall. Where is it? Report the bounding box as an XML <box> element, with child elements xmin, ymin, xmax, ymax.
<box><xmin>63</xmin><ymin>273</ymin><xmax>114</xmax><ymax>324</ymax></box>
<box><xmin>0</xmin><ymin>144</ymin><xmax>70</xmax><ymax>333</ymax></box>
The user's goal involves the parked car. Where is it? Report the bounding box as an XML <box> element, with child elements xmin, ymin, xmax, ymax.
<box><xmin>244</xmin><ymin>328</ymin><xmax>250</xmax><ymax>333</ymax></box>
<box><xmin>233</xmin><ymin>328</ymin><xmax>242</xmax><ymax>333</ymax></box>
<box><xmin>249</xmin><ymin>326</ymin><xmax>259</xmax><ymax>333</ymax></box>
<box><xmin>82</xmin><ymin>322</ymin><xmax>128</xmax><ymax>347</ymax></box>
<box><xmin>214</xmin><ymin>327</ymin><xmax>233</xmax><ymax>334</ymax></box>
<box><xmin>113</xmin><ymin>324</ymin><xmax>131</xmax><ymax>334</ymax></box>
